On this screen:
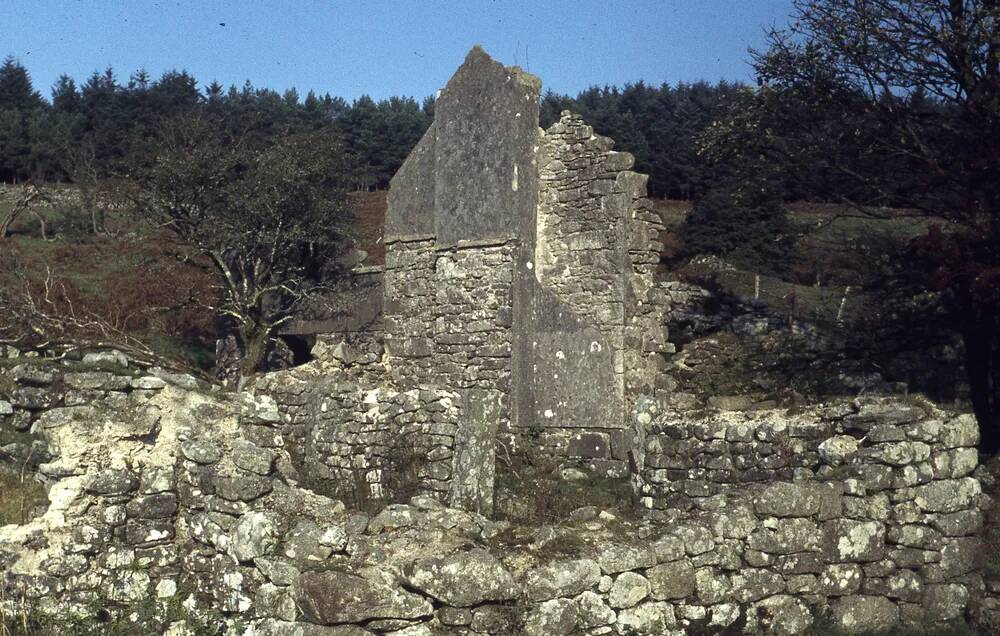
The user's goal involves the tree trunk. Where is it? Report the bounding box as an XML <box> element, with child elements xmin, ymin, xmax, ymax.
<box><xmin>238</xmin><ymin>324</ymin><xmax>271</xmax><ymax>383</ymax></box>
<box><xmin>959</xmin><ymin>296</ymin><xmax>999</xmax><ymax>453</ymax></box>
<box><xmin>0</xmin><ymin>211</ymin><xmax>14</xmax><ymax>238</ymax></box>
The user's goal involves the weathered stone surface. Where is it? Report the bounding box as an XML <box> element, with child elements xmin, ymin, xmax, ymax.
<box><xmin>912</xmin><ymin>478</ymin><xmax>981</xmax><ymax>513</ymax></box>
<box><xmin>597</xmin><ymin>543</ymin><xmax>657</xmax><ymax>573</ymax></box>
<box><xmin>822</xmin><ymin>519</ymin><xmax>885</xmax><ymax>562</ymax></box>
<box><xmin>11</xmin><ymin>364</ymin><xmax>55</xmax><ymax>386</ymax></box>
<box><xmin>232</xmin><ymin>441</ymin><xmax>276</xmax><ymax>475</ymax></box>
<box><xmin>818</xmin><ymin>563</ymin><xmax>863</xmax><ymax>596</ymax></box>
<box><xmin>294</xmin><ymin>570</ymin><xmax>432</xmax><ymax>624</ymax></box>
<box><xmin>283</xmin><ymin>520</ymin><xmax>334</xmax><ymax>566</ymax></box>
<box><xmin>747</xmin><ymin>595</ymin><xmax>813</xmax><ymax>635</ymax></box>
<box><xmin>748</xmin><ymin>518</ymin><xmax>821</xmax><ymax>555</ymax></box>
<box><xmin>522</xmin><ymin>558</ymin><xmax>601</xmax><ymax>601</ymax></box>
<box><xmin>523</xmin><ymin>598</ymin><xmax>578</xmax><ymax>636</ymax></box>
<box><xmin>574</xmin><ymin>591</ymin><xmax>615</xmax><ymax>629</ymax></box>
<box><xmin>818</xmin><ymin>435</ymin><xmax>859</xmax><ymax>464</ymax></box>
<box><xmin>831</xmin><ymin>595</ymin><xmax>899</xmax><ymax>633</ymax></box>
<box><xmin>607</xmin><ymin>571</ymin><xmax>650</xmax><ymax>608</ymax></box>
<box><xmin>647</xmin><ymin>560</ymin><xmax>695</xmax><ymax>600</ymax></box>
<box><xmin>730</xmin><ymin>568</ymin><xmax>785</xmax><ymax>602</ymax></box>
<box><xmin>922</xmin><ymin>583</ymin><xmax>969</xmax><ymax>622</ymax></box>
<box><xmin>865</xmin><ymin>441</ymin><xmax>930</xmax><ymax>466</ymax></box>
<box><xmin>448</xmin><ymin>389</ymin><xmax>499</xmax><ymax>515</ymax></box>
<box><xmin>403</xmin><ymin>549</ymin><xmax>515</xmax><ymax>606</ymax></box>
<box><xmin>216</xmin><ymin>474</ymin><xmax>272</xmax><ymax>502</ymax></box>
<box><xmin>753</xmin><ymin>482</ymin><xmax>822</xmax><ymax>517</ymax></box>
<box><xmin>125</xmin><ymin>493</ymin><xmax>177</xmax><ymax>519</ymax></box>
<box><xmin>83</xmin><ymin>350</ymin><xmax>129</xmax><ymax>368</ymax></box>
<box><xmin>181</xmin><ymin>439</ymin><xmax>223</xmax><ymax>465</ymax></box>
<box><xmin>85</xmin><ymin>469</ymin><xmax>139</xmax><ymax>495</ymax></box>
<box><xmin>230</xmin><ymin>512</ymin><xmax>277</xmax><ymax>563</ymax></box>
<box><xmin>131</xmin><ymin>376</ymin><xmax>167</xmax><ymax>390</ymax></box>
<box><xmin>64</xmin><ymin>371</ymin><xmax>113</xmax><ymax>390</ymax></box>
<box><xmin>616</xmin><ymin>601</ymin><xmax>676</xmax><ymax>634</ymax></box>
<box><xmin>930</xmin><ymin>509</ymin><xmax>982</xmax><ymax>536</ymax></box>
<box><xmin>940</xmin><ymin>414</ymin><xmax>978</xmax><ymax>448</ymax></box>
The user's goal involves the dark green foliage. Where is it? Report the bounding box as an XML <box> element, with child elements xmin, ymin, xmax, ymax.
<box><xmin>0</xmin><ymin>60</ymin><xmax>435</xmax><ymax>191</ymax></box>
<box><xmin>681</xmin><ymin>182</ymin><xmax>795</xmax><ymax>272</ymax></box>
<box><xmin>0</xmin><ymin>57</ymin><xmax>43</xmax><ymax>111</ymax></box>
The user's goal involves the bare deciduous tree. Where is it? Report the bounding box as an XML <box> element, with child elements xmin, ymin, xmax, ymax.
<box><xmin>0</xmin><ymin>183</ymin><xmax>49</xmax><ymax>239</ymax></box>
<box><xmin>127</xmin><ymin>112</ymin><xmax>354</xmax><ymax>382</ymax></box>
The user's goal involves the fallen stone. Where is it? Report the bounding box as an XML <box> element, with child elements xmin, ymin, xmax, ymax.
<box><xmin>230</xmin><ymin>511</ymin><xmax>278</xmax><ymax>563</ymax></box>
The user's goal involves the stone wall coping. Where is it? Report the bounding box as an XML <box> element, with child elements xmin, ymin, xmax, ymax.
<box><xmin>350</xmin><ymin>264</ymin><xmax>384</xmax><ymax>275</ymax></box>
<box><xmin>384</xmin><ymin>233</ymin><xmax>437</xmax><ymax>245</ymax></box>
<box><xmin>434</xmin><ymin>236</ymin><xmax>518</xmax><ymax>252</ymax></box>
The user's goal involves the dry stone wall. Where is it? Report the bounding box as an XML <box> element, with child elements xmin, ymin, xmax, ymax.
<box><xmin>520</xmin><ymin>112</ymin><xmax>670</xmax><ymax>477</ymax></box>
<box><xmin>1</xmin><ymin>358</ymin><xmax>993</xmax><ymax>634</ymax></box>
<box><xmin>256</xmin><ymin>363</ymin><xmax>465</xmax><ymax>509</ymax></box>
<box><xmin>629</xmin><ymin>396</ymin><xmax>987</xmax><ymax>629</ymax></box>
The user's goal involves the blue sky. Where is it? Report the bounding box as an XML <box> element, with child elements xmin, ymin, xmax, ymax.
<box><xmin>4</xmin><ymin>1</ymin><xmax>795</xmax><ymax>102</ymax></box>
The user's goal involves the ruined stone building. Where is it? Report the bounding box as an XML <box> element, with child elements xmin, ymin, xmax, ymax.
<box><xmin>266</xmin><ymin>46</ymin><xmax>670</xmax><ymax>502</ymax></box>
<box><xmin>383</xmin><ymin>47</ymin><xmax>670</xmax><ymax>466</ymax></box>
<box><xmin>0</xmin><ymin>46</ymin><xmax>992</xmax><ymax>635</ymax></box>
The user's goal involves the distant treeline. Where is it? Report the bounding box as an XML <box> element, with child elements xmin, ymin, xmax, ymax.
<box><xmin>0</xmin><ymin>56</ymin><xmax>908</xmax><ymax>203</ymax></box>
<box><xmin>0</xmin><ymin>57</ymin><xmax>433</xmax><ymax>192</ymax></box>
<box><xmin>0</xmin><ymin>56</ymin><xmax>758</xmax><ymax>198</ymax></box>
<box><xmin>539</xmin><ymin>82</ymin><xmax>747</xmax><ymax>199</ymax></box>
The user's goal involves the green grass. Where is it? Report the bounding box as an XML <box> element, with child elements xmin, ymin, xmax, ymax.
<box><xmin>0</xmin><ymin>469</ymin><xmax>48</xmax><ymax>527</ymax></box>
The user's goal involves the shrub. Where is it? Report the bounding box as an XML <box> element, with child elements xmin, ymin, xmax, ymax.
<box><xmin>681</xmin><ymin>182</ymin><xmax>796</xmax><ymax>274</ymax></box>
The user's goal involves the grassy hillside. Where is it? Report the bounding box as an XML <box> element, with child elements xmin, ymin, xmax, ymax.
<box><xmin>0</xmin><ymin>187</ymin><xmax>389</xmax><ymax>371</ymax></box>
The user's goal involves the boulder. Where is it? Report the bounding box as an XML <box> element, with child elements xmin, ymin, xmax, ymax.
<box><xmin>522</xmin><ymin>558</ymin><xmax>601</xmax><ymax>601</ymax></box>
<box><xmin>831</xmin><ymin>595</ymin><xmax>899</xmax><ymax>633</ymax></box>
<box><xmin>294</xmin><ymin>570</ymin><xmax>432</xmax><ymax>624</ymax></box>
<box><xmin>403</xmin><ymin>549</ymin><xmax>515</xmax><ymax>607</ymax></box>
